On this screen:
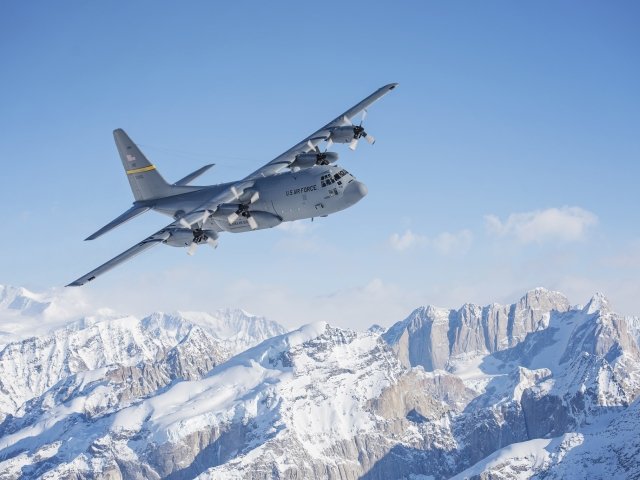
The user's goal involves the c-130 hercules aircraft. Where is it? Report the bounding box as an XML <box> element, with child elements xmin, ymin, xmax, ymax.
<box><xmin>67</xmin><ymin>83</ymin><xmax>398</xmax><ymax>286</ymax></box>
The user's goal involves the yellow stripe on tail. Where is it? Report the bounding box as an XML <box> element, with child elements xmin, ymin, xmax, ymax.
<box><xmin>126</xmin><ymin>165</ymin><xmax>157</xmax><ymax>175</ymax></box>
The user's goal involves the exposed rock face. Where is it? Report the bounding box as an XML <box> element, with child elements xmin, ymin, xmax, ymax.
<box><xmin>453</xmin><ymin>398</ymin><xmax>640</xmax><ymax>480</ymax></box>
<box><xmin>0</xmin><ymin>286</ymin><xmax>638</xmax><ymax>479</ymax></box>
<box><xmin>384</xmin><ymin>288</ymin><xmax>571</xmax><ymax>371</ymax></box>
<box><xmin>384</xmin><ymin>289</ymin><xmax>640</xmax><ymax>478</ymax></box>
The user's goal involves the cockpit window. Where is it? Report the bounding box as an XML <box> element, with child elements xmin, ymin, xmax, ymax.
<box><xmin>321</xmin><ymin>170</ymin><xmax>351</xmax><ymax>188</ymax></box>
<box><xmin>321</xmin><ymin>173</ymin><xmax>335</xmax><ymax>188</ymax></box>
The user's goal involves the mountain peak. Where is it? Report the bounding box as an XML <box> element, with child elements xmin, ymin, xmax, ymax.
<box><xmin>368</xmin><ymin>324</ymin><xmax>385</xmax><ymax>334</ymax></box>
<box><xmin>0</xmin><ymin>284</ymin><xmax>49</xmax><ymax>313</ymax></box>
<box><xmin>583</xmin><ymin>292</ymin><xmax>611</xmax><ymax>314</ymax></box>
<box><xmin>517</xmin><ymin>287</ymin><xmax>570</xmax><ymax>312</ymax></box>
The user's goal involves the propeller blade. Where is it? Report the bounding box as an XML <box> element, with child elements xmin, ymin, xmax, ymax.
<box><xmin>247</xmin><ymin>215</ymin><xmax>258</xmax><ymax>230</ymax></box>
<box><xmin>196</xmin><ymin>209</ymin><xmax>211</xmax><ymax>227</ymax></box>
<box><xmin>187</xmin><ymin>242</ymin><xmax>198</xmax><ymax>256</ymax></box>
<box><xmin>349</xmin><ymin>138</ymin><xmax>359</xmax><ymax>151</ymax></box>
<box><xmin>206</xmin><ymin>237</ymin><xmax>218</xmax><ymax>249</ymax></box>
<box><xmin>179</xmin><ymin>218</ymin><xmax>192</xmax><ymax>229</ymax></box>
<box><xmin>365</xmin><ymin>133</ymin><xmax>375</xmax><ymax>145</ymax></box>
<box><xmin>326</xmin><ymin>137</ymin><xmax>333</xmax><ymax>150</ymax></box>
<box><xmin>230</xmin><ymin>186</ymin><xmax>241</xmax><ymax>200</ymax></box>
<box><xmin>342</xmin><ymin>115</ymin><xmax>352</xmax><ymax>126</ymax></box>
<box><xmin>228</xmin><ymin>212</ymin><xmax>239</xmax><ymax>224</ymax></box>
<box><xmin>361</xmin><ymin>109</ymin><xmax>368</xmax><ymax>124</ymax></box>
<box><xmin>249</xmin><ymin>191</ymin><xmax>260</xmax><ymax>204</ymax></box>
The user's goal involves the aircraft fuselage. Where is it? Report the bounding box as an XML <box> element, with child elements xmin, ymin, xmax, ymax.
<box><xmin>145</xmin><ymin>165</ymin><xmax>367</xmax><ymax>233</ymax></box>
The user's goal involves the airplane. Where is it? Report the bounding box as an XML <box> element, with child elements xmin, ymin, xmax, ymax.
<box><xmin>67</xmin><ymin>83</ymin><xmax>398</xmax><ymax>286</ymax></box>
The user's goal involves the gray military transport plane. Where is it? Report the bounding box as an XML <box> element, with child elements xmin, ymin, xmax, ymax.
<box><xmin>67</xmin><ymin>83</ymin><xmax>398</xmax><ymax>286</ymax></box>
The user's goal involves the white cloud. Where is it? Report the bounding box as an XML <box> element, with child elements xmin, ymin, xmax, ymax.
<box><xmin>389</xmin><ymin>229</ymin><xmax>472</xmax><ymax>255</ymax></box>
<box><xmin>389</xmin><ymin>229</ymin><xmax>427</xmax><ymax>251</ymax></box>
<box><xmin>432</xmin><ymin>230</ymin><xmax>473</xmax><ymax>255</ymax></box>
<box><xmin>220</xmin><ymin>277</ymin><xmax>423</xmax><ymax>330</ymax></box>
<box><xmin>485</xmin><ymin>206</ymin><xmax>597</xmax><ymax>244</ymax></box>
<box><xmin>276</xmin><ymin>220</ymin><xmax>314</xmax><ymax>235</ymax></box>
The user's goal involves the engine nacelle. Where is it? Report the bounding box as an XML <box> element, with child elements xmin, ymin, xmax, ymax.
<box><xmin>290</xmin><ymin>151</ymin><xmax>339</xmax><ymax>169</ymax></box>
<box><xmin>164</xmin><ymin>228</ymin><xmax>217</xmax><ymax>247</ymax></box>
<box><xmin>214</xmin><ymin>210</ymin><xmax>282</xmax><ymax>233</ymax></box>
<box><xmin>328</xmin><ymin>126</ymin><xmax>356</xmax><ymax>144</ymax></box>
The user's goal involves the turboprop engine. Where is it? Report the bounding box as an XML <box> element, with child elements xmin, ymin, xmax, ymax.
<box><xmin>212</xmin><ymin>210</ymin><xmax>282</xmax><ymax>233</ymax></box>
<box><xmin>328</xmin><ymin>126</ymin><xmax>360</xmax><ymax>144</ymax></box>
<box><xmin>165</xmin><ymin>228</ymin><xmax>218</xmax><ymax>247</ymax></box>
<box><xmin>165</xmin><ymin>227</ymin><xmax>219</xmax><ymax>255</ymax></box>
<box><xmin>289</xmin><ymin>151</ymin><xmax>339</xmax><ymax>169</ymax></box>
<box><xmin>327</xmin><ymin>110</ymin><xmax>375</xmax><ymax>150</ymax></box>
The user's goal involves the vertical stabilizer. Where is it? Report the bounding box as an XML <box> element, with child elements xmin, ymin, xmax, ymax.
<box><xmin>114</xmin><ymin>129</ymin><xmax>172</xmax><ymax>201</ymax></box>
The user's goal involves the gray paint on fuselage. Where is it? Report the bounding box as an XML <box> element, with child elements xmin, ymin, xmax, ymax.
<box><xmin>141</xmin><ymin>165</ymin><xmax>364</xmax><ymax>230</ymax></box>
<box><xmin>256</xmin><ymin>165</ymin><xmax>356</xmax><ymax>222</ymax></box>
<box><xmin>146</xmin><ymin>183</ymin><xmax>230</xmax><ymax>218</ymax></box>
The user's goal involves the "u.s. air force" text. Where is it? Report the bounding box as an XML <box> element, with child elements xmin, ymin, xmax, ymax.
<box><xmin>285</xmin><ymin>185</ymin><xmax>317</xmax><ymax>196</ymax></box>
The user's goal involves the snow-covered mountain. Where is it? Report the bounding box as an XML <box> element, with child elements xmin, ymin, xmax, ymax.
<box><xmin>0</xmin><ymin>285</ymin><xmax>94</xmax><ymax>345</ymax></box>
<box><xmin>383</xmin><ymin>288</ymin><xmax>640</xmax><ymax>478</ymax></box>
<box><xmin>0</xmin><ymin>286</ymin><xmax>638</xmax><ymax>479</ymax></box>
<box><xmin>0</xmin><ymin>286</ymin><xmax>286</xmax><ymax>423</ymax></box>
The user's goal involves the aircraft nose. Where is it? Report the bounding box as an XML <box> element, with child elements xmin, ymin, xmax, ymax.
<box><xmin>343</xmin><ymin>180</ymin><xmax>368</xmax><ymax>205</ymax></box>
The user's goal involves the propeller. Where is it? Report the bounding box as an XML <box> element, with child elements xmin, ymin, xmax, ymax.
<box><xmin>227</xmin><ymin>191</ymin><xmax>260</xmax><ymax>229</ymax></box>
<box><xmin>187</xmin><ymin>228</ymin><xmax>218</xmax><ymax>256</ymax></box>
<box><xmin>349</xmin><ymin>109</ymin><xmax>375</xmax><ymax>151</ymax></box>
<box><xmin>305</xmin><ymin>140</ymin><xmax>334</xmax><ymax>166</ymax></box>
<box><xmin>178</xmin><ymin>208</ymin><xmax>214</xmax><ymax>230</ymax></box>
<box><xmin>315</xmin><ymin>151</ymin><xmax>330</xmax><ymax>165</ymax></box>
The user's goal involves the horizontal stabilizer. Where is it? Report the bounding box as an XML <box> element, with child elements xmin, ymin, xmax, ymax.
<box><xmin>173</xmin><ymin>164</ymin><xmax>215</xmax><ymax>186</ymax></box>
<box><xmin>85</xmin><ymin>205</ymin><xmax>151</xmax><ymax>240</ymax></box>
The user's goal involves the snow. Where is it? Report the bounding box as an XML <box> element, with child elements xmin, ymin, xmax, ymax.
<box><xmin>0</xmin><ymin>285</ymin><xmax>639</xmax><ymax>479</ymax></box>
<box><xmin>527</xmin><ymin>310</ymin><xmax>582</xmax><ymax>372</ymax></box>
<box><xmin>451</xmin><ymin>437</ymin><xmax>558</xmax><ymax>479</ymax></box>
<box><xmin>0</xmin><ymin>284</ymin><xmax>287</xmax><ymax>420</ymax></box>
<box><xmin>110</xmin><ymin>322</ymin><xmax>326</xmax><ymax>444</ymax></box>
<box><xmin>583</xmin><ymin>292</ymin><xmax>611</xmax><ymax>315</ymax></box>
<box><xmin>448</xmin><ymin>353</ymin><xmax>504</xmax><ymax>393</ymax></box>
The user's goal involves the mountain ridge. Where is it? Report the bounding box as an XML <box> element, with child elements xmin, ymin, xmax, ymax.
<box><xmin>0</xmin><ymin>285</ymin><xmax>638</xmax><ymax>479</ymax></box>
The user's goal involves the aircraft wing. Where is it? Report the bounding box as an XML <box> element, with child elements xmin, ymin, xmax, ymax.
<box><xmin>244</xmin><ymin>83</ymin><xmax>398</xmax><ymax>180</ymax></box>
<box><xmin>67</xmin><ymin>230</ymin><xmax>171</xmax><ymax>286</ymax></box>
<box><xmin>67</xmin><ymin>181</ymin><xmax>254</xmax><ymax>286</ymax></box>
<box><xmin>85</xmin><ymin>205</ymin><xmax>151</xmax><ymax>240</ymax></box>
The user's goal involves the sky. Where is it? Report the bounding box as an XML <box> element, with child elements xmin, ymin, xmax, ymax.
<box><xmin>1</xmin><ymin>1</ymin><xmax>639</xmax><ymax>329</ymax></box>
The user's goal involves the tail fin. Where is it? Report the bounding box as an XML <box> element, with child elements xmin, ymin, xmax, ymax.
<box><xmin>114</xmin><ymin>129</ymin><xmax>173</xmax><ymax>201</ymax></box>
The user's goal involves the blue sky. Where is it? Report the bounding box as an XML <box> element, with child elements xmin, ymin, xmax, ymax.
<box><xmin>1</xmin><ymin>1</ymin><xmax>639</xmax><ymax>328</ymax></box>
